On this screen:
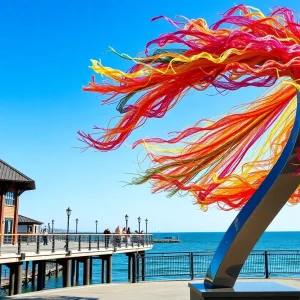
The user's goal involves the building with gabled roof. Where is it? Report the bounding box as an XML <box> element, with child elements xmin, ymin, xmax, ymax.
<box><xmin>18</xmin><ymin>214</ymin><xmax>43</xmax><ymax>234</ymax></box>
<box><xmin>0</xmin><ymin>160</ymin><xmax>36</xmax><ymax>243</ymax></box>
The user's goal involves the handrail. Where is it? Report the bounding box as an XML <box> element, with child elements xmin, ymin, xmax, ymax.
<box><xmin>0</xmin><ymin>233</ymin><xmax>153</xmax><ymax>257</ymax></box>
<box><xmin>136</xmin><ymin>250</ymin><xmax>300</xmax><ymax>281</ymax></box>
<box><xmin>0</xmin><ymin>233</ymin><xmax>153</xmax><ymax>236</ymax></box>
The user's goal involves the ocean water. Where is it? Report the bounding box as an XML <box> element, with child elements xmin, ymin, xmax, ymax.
<box><xmin>3</xmin><ymin>231</ymin><xmax>300</xmax><ymax>295</ymax></box>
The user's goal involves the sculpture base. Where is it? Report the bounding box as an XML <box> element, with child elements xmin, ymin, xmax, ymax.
<box><xmin>189</xmin><ymin>282</ymin><xmax>300</xmax><ymax>300</ymax></box>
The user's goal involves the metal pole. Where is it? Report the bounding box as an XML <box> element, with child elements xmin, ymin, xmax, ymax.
<box><xmin>75</xmin><ymin>218</ymin><xmax>78</xmax><ymax>242</ymax></box>
<box><xmin>264</xmin><ymin>251</ymin><xmax>269</xmax><ymax>279</ymax></box>
<box><xmin>138</xmin><ymin>221</ymin><xmax>140</xmax><ymax>233</ymax></box>
<box><xmin>51</xmin><ymin>220</ymin><xmax>54</xmax><ymax>233</ymax></box>
<box><xmin>67</xmin><ymin>214</ymin><xmax>70</xmax><ymax>251</ymax></box>
<box><xmin>145</xmin><ymin>219</ymin><xmax>148</xmax><ymax>234</ymax></box>
<box><xmin>125</xmin><ymin>214</ymin><xmax>128</xmax><ymax>232</ymax></box>
<box><xmin>67</xmin><ymin>215</ymin><xmax>70</xmax><ymax>234</ymax></box>
<box><xmin>190</xmin><ymin>252</ymin><xmax>194</xmax><ymax>280</ymax></box>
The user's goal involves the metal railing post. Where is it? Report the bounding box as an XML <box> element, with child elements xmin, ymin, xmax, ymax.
<box><xmin>190</xmin><ymin>252</ymin><xmax>194</xmax><ymax>280</ymax></box>
<box><xmin>66</xmin><ymin>234</ymin><xmax>69</xmax><ymax>252</ymax></box>
<box><xmin>78</xmin><ymin>235</ymin><xmax>81</xmax><ymax>251</ymax></box>
<box><xmin>52</xmin><ymin>235</ymin><xmax>55</xmax><ymax>253</ymax></box>
<box><xmin>88</xmin><ymin>235</ymin><xmax>92</xmax><ymax>250</ymax></box>
<box><xmin>36</xmin><ymin>235</ymin><xmax>40</xmax><ymax>254</ymax></box>
<box><xmin>17</xmin><ymin>235</ymin><xmax>21</xmax><ymax>255</ymax></box>
<box><xmin>264</xmin><ymin>250</ymin><xmax>269</xmax><ymax>278</ymax></box>
<box><xmin>97</xmin><ymin>235</ymin><xmax>100</xmax><ymax>250</ymax></box>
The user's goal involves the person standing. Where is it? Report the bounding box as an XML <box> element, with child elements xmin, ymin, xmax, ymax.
<box><xmin>42</xmin><ymin>227</ymin><xmax>48</xmax><ymax>245</ymax></box>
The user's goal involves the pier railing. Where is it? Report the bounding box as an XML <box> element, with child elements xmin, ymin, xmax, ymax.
<box><xmin>136</xmin><ymin>250</ymin><xmax>300</xmax><ymax>281</ymax></box>
<box><xmin>0</xmin><ymin>233</ymin><xmax>153</xmax><ymax>256</ymax></box>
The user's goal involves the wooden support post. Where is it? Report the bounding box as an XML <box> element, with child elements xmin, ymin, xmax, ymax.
<box><xmin>31</xmin><ymin>261</ymin><xmax>36</xmax><ymax>287</ymax></box>
<box><xmin>136</xmin><ymin>254</ymin><xmax>140</xmax><ymax>282</ymax></box>
<box><xmin>0</xmin><ymin>264</ymin><xmax>2</xmax><ymax>287</ymax></box>
<box><xmin>89</xmin><ymin>256</ymin><xmax>93</xmax><ymax>282</ymax></box>
<box><xmin>101</xmin><ymin>258</ymin><xmax>106</xmax><ymax>283</ymax></box>
<box><xmin>76</xmin><ymin>260</ymin><xmax>80</xmax><ymax>283</ymax></box>
<box><xmin>24</xmin><ymin>261</ymin><xmax>29</xmax><ymax>286</ymax></box>
<box><xmin>63</xmin><ymin>259</ymin><xmax>71</xmax><ymax>288</ymax></box>
<box><xmin>128</xmin><ymin>254</ymin><xmax>132</xmax><ymax>282</ymax></box>
<box><xmin>37</xmin><ymin>261</ymin><xmax>46</xmax><ymax>291</ymax></box>
<box><xmin>71</xmin><ymin>259</ymin><xmax>76</xmax><ymax>286</ymax></box>
<box><xmin>141</xmin><ymin>251</ymin><xmax>146</xmax><ymax>281</ymax></box>
<box><xmin>55</xmin><ymin>262</ymin><xmax>59</xmax><ymax>278</ymax></box>
<box><xmin>106</xmin><ymin>255</ymin><xmax>112</xmax><ymax>283</ymax></box>
<box><xmin>132</xmin><ymin>253</ymin><xmax>136</xmax><ymax>283</ymax></box>
<box><xmin>14</xmin><ymin>262</ymin><xmax>23</xmax><ymax>295</ymax></box>
<box><xmin>83</xmin><ymin>257</ymin><xmax>90</xmax><ymax>285</ymax></box>
<box><xmin>8</xmin><ymin>264</ymin><xmax>15</xmax><ymax>296</ymax></box>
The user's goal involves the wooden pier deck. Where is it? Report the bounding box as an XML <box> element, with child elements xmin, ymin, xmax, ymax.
<box><xmin>0</xmin><ymin>233</ymin><xmax>153</xmax><ymax>296</ymax></box>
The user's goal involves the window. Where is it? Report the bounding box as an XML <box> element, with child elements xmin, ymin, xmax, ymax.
<box><xmin>5</xmin><ymin>191</ymin><xmax>15</xmax><ymax>206</ymax></box>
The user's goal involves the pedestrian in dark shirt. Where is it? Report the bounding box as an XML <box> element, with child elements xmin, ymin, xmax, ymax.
<box><xmin>104</xmin><ymin>228</ymin><xmax>111</xmax><ymax>248</ymax></box>
<box><xmin>42</xmin><ymin>227</ymin><xmax>48</xmax><ymax>245</ymax></box>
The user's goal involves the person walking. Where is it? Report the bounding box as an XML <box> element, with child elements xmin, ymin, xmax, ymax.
<box><xmin>42</xmin><ymin>227</ymin><xmax>48</xmax><ymax>245</ymax></box>
<box><xmin>104</xmin><ymin>228</ymin><xmax>111</xmax><ymax>248</ymax></box>
<box><xmin>115</xmin><ymin>225</ymin><xmax>121</xmax><ymax>247</ymax></box>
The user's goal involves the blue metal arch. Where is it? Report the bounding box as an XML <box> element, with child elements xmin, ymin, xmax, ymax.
<box><xmin>204</xmin><ymin>91</ymin><xmax>300</xmax><ymax>289</ymax></box>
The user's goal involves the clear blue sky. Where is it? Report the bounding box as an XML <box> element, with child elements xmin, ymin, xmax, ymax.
<box><xmin>1</xmin><ymin>0</ymin><xmax>300</xmax><ymax>233</ymax></box>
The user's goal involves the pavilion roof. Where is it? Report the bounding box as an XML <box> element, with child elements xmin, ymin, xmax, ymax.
<box><xmin>0</xmin><ymin>160</ymin><xmax>35</xmax><ymax>191</ymax></box>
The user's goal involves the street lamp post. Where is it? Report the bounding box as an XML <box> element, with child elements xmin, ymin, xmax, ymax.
<box><xmin>51</xmin><ymin>220</ymin><xmax>54</xmax><ymax>233</ymax></box>
<box><xmin>125</xmin><ymin>214</ymin><xmax>129</xmax><ymax>232</ymax></box>
<box><xmin>145</xmin><ymin>218</ymin><xmax>148</xmax><ymax>234</ymax></box>
<box><xmin>66</xmin><ymin>207</ymin><xmax>72</xmax><ymax>250</ymax></box>
<box><xmin>95</xmin><ymin>220</ymin><xmax>98</xmax><ymax>234</ymax></box>
<box><xmin>138</xmin><ymin>217</ymin><xmax>141</xmax><ymax>233</ymax></box>
<box><xmin>75</xmin><ymin>218</ymin><xmax>79</xmax><ymax>234</ymax></box>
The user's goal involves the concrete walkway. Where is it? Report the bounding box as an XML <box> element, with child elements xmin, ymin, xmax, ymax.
<box><xmin>7</xmin><ymin>279</ymin><xmax>300</xmax><ymax>300</ymax></box>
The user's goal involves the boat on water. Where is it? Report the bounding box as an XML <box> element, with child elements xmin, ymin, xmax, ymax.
<box><xmin>152</xmin><ymin>235</ymin><xmax>181</xmax><ymax>243</ymax></box>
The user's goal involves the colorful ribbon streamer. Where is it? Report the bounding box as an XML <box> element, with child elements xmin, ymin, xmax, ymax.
<box><xmin>80</xmin><ymin>5</ymin><xmax>300</xmax><ymax>210</ymax></box>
